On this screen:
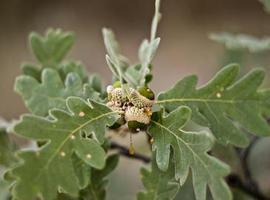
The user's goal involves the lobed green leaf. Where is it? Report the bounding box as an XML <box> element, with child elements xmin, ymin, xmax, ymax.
<box><xmin>11</xmin><ymin>97</ymin><xmax>118</xmax><ymax>200</ymax></box>
<box><xmin>149</xmin><ymin>107</ymin><xmax>231</xmax><ymax>200</ymax></box>
<box><xmin>137</xmin><ymin>154</ymin><xmax>180</xmax><ymax>200</ymax></box>
<box><xmin>157</xmin><ymin>64</ymin><xmax>270</xmax><ymax>147</ymax></box>
<box><xmin>15</xmin><ymin>69</ymin><xmax>83</xmax><ymax>116</ymax></box>
<box><xmin>30</xmin><ymin>29</ymin><xmax>74</xmax><ymax>68</ymax></box>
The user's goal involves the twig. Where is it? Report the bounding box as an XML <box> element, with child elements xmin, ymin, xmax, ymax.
<box><xmin>145</xmin><ymin>131</ymin><xmax>153</xmax><ymax>150</ymax></box>
<box><xmin>110</xmin><ymin>140</ymin><xmax>269</xmax><ymax>199</ymax></box>
<box><xmin>110</xmin><ymin>141</ymin><xmax>151</xmax><ymax>163</ymax></box>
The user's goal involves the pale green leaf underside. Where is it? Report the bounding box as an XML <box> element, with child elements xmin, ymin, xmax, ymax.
<box><xmin>30</xmin><ymin>29</ymin><xmax>74</xmax><ymax>68</ymax></box>
<box><xmin>15</xmin><ymin>68</ymin><xmax>101</xmax><ymax>116</ymax></box>
<box><xmin>102</xmin><ymin>27</ymin><xmax>157</xmax><ymax>87</ymax></box>
<box><xmin>209</xmin><ymin>32</ymin><xmax>270</xmax><ymax>52</ymax></box>
<box><xmin>12</xmin><ymin>97</ymin><xmax>118</xmax><ymax>200</ymax></box>
<box><xmin>157</xmin><ymin>64</ymin><xmax>270</xmax><ymax>147</ymax></box>
<box><xmin>149</xmin><ymin>107</ymin><xmax>231</xmax><ymax>200</ymax></box>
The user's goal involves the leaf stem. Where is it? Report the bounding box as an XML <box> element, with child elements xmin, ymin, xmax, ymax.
<box><xmin>110</xmin><ymin>141</ymin><xmax>151</xmax><ymax>163</ymax></box>
<box><xmin>151</xmin><ymin>0</ymin><xmax>161</xmax><ymax>41</ymax></box>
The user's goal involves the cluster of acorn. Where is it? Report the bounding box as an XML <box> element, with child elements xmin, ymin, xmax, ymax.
<box><xmin>106</xmin><ymin>81</ymin><xmax>155</xmax><ymax>133</ymax></box>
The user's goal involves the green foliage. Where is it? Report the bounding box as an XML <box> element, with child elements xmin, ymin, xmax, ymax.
<box><xmin>30</xmin><ymin>29</ymin><xmax>74</xmax><ymax>68</ymax></box>
<box><xmin>79</xmin><ymin>154</ymin><xmax>119</xmax><ymax>200</ymax></box>
<box><xmin>11</xmin><ymin>97</ymin><xmax>118</xmax><ymax>200</ymax></box>
<box><xmin>1</xmin><ymin>0</ymin><xmax>270</xmax><ymax>199</ymax></box>
<box><xmin>157</xmin><ymin>64</ymin><xmax>270</xmax><ymax>147</ymax></box>
<box><xmin>149</xmin><ymin>107</ymin><xmax>231</xmax><ymax>200</ymax></box>
<box><xmin>209</xmin><ymin>33</ymin><xmax>270</xmax><ymax>53</ymax></box>
<box><xmin>57</xmin><ymin>154</ymin><xmax>119</xmax><ymax>200</ymax></box>
<box><xmin>16</xmin><ymin>29</ymin><xmax>107</xmax><ymax>117</ymax></box>
<box><xmin>137</xmin><ymin>154</ymin><xmax>180</xmax><ymax>200</ymax></box>
<box><xmin>0</xmin><ymin>119</ymin><xmax>17</xmax><ymax>169</ymax></box>
<box><xmin>104</xmin><ymin>33</ymin><xmax>156</xmax><ymax>87</ymax></box>
<box><xmin>102</xmin><ymin>0</ymin><xmax>160</xmax><ymax>89</ymax></box>
<box><xmin>0</xmin><ymin>176</ymin><xmax>10</xmax><ymax>200</ymax></box>
<box><xmin>59</xmin><ymin>62</ymin><xmax>88</xmax><ymax>83</ymax></box>
<box><xmin>15</xmin><ymin>69</ymin><xmax>85</xmax><ymax>116</ymax></box>
<box><xmin>0</xmin><ymin>128</ymin><xmax>17</xmax><ymax>168</ymax></box>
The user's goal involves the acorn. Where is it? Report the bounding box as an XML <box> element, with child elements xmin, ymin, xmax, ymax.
<box><xmin>128</xmin><ymin>88</ymin><xmax>154</xmax><ymax>108</ymax></box>
<box><xmin>127</xmin><ymin>121</ymin><xmax>148</xmax><ymax>133</ymax></box>
<box><xmin>113</xmin><ymin>80</ymin><xmax>121</xmax><ymax>88</ymax></box>
<box><xmin>125</xmin><ymin>106</ymin><xmax>150</xmax><ymax>132</ymax></box>
<box><xmin>137</xmin><ymin>86</ymin><xmax>155</xmax><ymax>100</ymax></box>
<box><xmin>107</xmin><ymin>87</ymin><xmax>126</xmax><ymax>105</ymax></box>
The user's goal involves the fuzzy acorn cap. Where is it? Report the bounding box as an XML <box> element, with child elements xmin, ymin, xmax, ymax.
<box><xmin>128</xmin><ymin>89</ymin><xmax>154</xmax><ymax>109</ymax></box>
<box><xmin>107</xmin><ymin>87</ymin><xmax>127</xmax><ymax>103</ymax></box>
<box><xmin>125</xmin><ymin>106</ymin><xmax>150</xmax><ymax>124</ymax></box>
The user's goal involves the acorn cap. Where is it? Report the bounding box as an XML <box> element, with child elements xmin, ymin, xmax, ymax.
<box><xmin>138</xmin><ymin>86</ymin><xmax>155</xmax><ymax>100</ymax></box>
<box><xmin>125</xmin><ymin>106</ymin><xmax>150</xmax><ymax>124</ymax></box>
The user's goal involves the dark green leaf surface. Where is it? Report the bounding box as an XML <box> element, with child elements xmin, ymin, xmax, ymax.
<box><xmin>137</xmin><ymin>154</ymin><xmax>180</xmax><ymax>200</ymax></box>
<box><xmin>57</xmin><ymin>154</ymin><xmax>119</xmax><ymax>200</ymax></box>
<box><xmin>12</xmin><ymin>97</ymin><xmax>118</xmax><ymax>200</ymax></box>
<box><xmin>149</xmin><ymin>107</ymin><xmax>231</xmax><ymax>200</ymax></box>
<box><xmin>80</xmin><ymin>154</ymin><xmax>119</xmax><ymax>200</ymax></box>
<box><xmin>72</xmin><ymin>153</ymin><xmax>92</xmax><ymax>189</ymax></box>
<box><xmin>157</xmin><ymin>64</ymin><xmax>270</xmax><ymax>147</ymax></box>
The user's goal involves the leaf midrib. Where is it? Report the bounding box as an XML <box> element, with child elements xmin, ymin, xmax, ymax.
<box><xmin>34</xmin><ymin>111</ymin><xmax>116</xmax><ymax>183</ymax></box>
<box><xmin>156</xmin><ymin>98</ymin><xmax>261</xmax><ymax>104</ymax></box>
<box><xmin>151</xmin><ymin>120</ymin><xmax>211</xmax><ymax>179</ymax></box>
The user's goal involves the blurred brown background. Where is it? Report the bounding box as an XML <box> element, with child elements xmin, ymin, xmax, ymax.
<box><xmin>1</xmin><ymin>0</ymin><xmax>270</xmax><ymax>119</ymax></box>
<box><xmin>1</xmin><ymin>0</ymin><xmax>270</xmax><ymax>199</ymax></box>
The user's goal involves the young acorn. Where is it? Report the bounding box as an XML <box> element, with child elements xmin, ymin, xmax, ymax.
<box><xmin>126</xmin><ymin>86</ymin><xmax>155</xmax><ymax>133</ymax></box>
<box><xmin>125</xmin><ymin>106</ymin><xmax>150</xmax><ymax>132</ymax></box>
<box><xmin>128</xmin><ymin>87</ymin><xmax>154</xmax><ymax>109</ymax></box>
<box><xmin>106</xmin><ymin>81</ymin><xmax>126</xmax><ymax>129</ymax></box>
<box><xmin>106</xmin><ymin>80</ymin><xmax>155</xmax><ymax>132</ymax></box>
